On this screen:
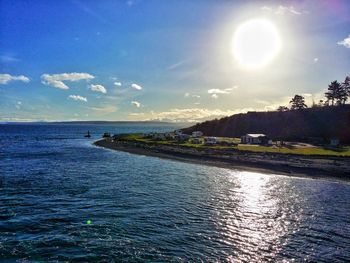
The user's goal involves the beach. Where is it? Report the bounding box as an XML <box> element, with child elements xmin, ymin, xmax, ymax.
<box><xmin>94</xmin><ymin>138</ymin><xmax>350</xmax><ymax>180</ymax></box>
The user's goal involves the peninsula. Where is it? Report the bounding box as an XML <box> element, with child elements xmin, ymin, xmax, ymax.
<box><xmin>94</xmin><ymin>104</ymin><xmax>350</xmax><ymax>179</ymax></box>
<box><xmin>94</xmin><ymin>133</ymin><xmax>350</xmax><ymax>179</ymax></box>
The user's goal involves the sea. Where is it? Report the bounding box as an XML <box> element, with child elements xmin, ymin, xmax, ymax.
<box><xmin>0</xmin><ymin>123</ymin><xmax>349</xmax><ymax>262</ymax></box>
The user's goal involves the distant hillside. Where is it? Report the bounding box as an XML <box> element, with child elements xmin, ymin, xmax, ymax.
<box><xmin>182</xmin><ymin>105</ymin><xmax>350</xmax><ymax>143</ymax></box>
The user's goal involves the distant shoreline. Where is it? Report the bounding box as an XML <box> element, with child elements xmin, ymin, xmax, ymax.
<box><xmin>94</xmin><ymin>138</ymin><xmax>350</xmax><ymax>180</ymax></box>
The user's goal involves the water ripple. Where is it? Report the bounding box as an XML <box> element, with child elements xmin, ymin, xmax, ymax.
<box><xmin>1</xmin><ymin>124</ymin><xmax>350</xmax><ymax>262</ymax></box>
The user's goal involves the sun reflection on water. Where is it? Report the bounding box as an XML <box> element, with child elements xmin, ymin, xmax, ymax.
<box><xmin>214</xmin><ymin>170</ymin><xmax>303</xmax><ymax>261</ymax></box>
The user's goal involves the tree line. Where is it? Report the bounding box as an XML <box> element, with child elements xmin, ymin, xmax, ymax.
<box><xmin>278</xmin><ymin>75</ymin><xmax>350</xmax><ymax>111</ymax></box>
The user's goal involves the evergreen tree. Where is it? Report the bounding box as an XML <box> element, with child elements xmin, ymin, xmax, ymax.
<box><xmin>341</xmin><ymin>76</ymin><xmax>350</xmax><ymax>104</ymax></box>
<box><xmin>289</xmin><ymin>95</ymin><xmax>307</xmax><ymax>110</ymax></box>
<box><xmin>325</xmin><ymin>80</ymin><xmax>340</xmax><ymax>106</ymax></box>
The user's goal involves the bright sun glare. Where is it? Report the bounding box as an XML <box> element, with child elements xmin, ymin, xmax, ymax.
<box><xmin>232</xmin><ymin>19</ymin><xmax>281</xmax><ymax>70</ymax></box>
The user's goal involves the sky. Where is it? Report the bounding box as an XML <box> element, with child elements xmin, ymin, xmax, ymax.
<box><xmin>0</xmin><ymin>0</ymin><xmax>349</xmax><ymax>122</ymax></box>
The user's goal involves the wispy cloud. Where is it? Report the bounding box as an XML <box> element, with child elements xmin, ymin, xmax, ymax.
<box><xmin>211</xmin><ymin>94</ymin><xmax>218</xmax><ymax>99</ymax></box>
<box><xmin>0</xmin><ymin>74</ymin><xmax>30</xmax><ymax>85</ymax></box>
<box><xmin>15</xmin><ymin>101</ymin><xmax>22</xmax><ymax>109</ymax></box>
<box><xmin>184</xmin><ymin>92</ymin><xmax>200</xmax><ymax>98</ymax></box>
<box><xmin>337</xmin><ymin>35</ymin><xmax>350</xmax><ymax>48</ymax></box>
<box><xmin>167</xmin><ymin>59</ymin><xmax>191</xmax><ymax>70</ymax></box>
<box><xmin>90</xmin><ymin>105</ymin><xmax>117</xmax><ymax>113</ymax></box>
<box><xmin>131</xmin><ymin>101</ymin><xmax>141</xmax><ymax>108</ymax></box>
<box><xmin>128</xmin><ymin>108</ymin><xmax>238</xmax><ymax>122</ymax></box>
<box><xmin>126</xmin><ymin>0</ymin><xmax>138</xmax><ymax>7</ymax></box>
<box><xmin>114</xmin><ymin>82</ymin><xmax>122</xmax><ymax>86</ymax></box>
<box><xmin>0</xmin><ymin>54</ymin><xmax>20</xmax><ymax>63</ymax></box>
<box><xmin>89</xmin><ymin>84</ymin><xmax>107</xmax><ymax>94</ymax></box>
<box><xmin>41</xmin><ymin>72</ymin><xmax>94</xmax><ymax>90</ymax></box>
<box><xmin>68</xmin><ymin>95</ymin><xmax>87</xmax><ymax>102</ymax></box>
<box><xmin>313</xmin><ymin>58</ymin><xmax>319</xmax><ymax>63</ymax></box>
<box><xmin>71</xmin><ymin>0</ymin><xmax>106</xmax><ymax>23</ymax></box>
<box><xmin>207</xmin><ymin>88</ymin><xmax>235</xmax><ymax>94</ymax></box>
<box><xmin>131</xmin><ymin>83</ymin><xmax>142</xmax><ymax>90</ymax></box>
<box><xmin>261</xmin><ymin>5</ymin><xmax>307</xmax><ymax>15</ymax></box>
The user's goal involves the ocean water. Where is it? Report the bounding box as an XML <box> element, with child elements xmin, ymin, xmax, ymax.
<box><xmin>0</xmin><ymin>123</ymin><xmax>350</xmax><ymax>262</ymax></box>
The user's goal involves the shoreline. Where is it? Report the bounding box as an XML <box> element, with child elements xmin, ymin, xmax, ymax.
<box><xmin>94</xmin><ymin>138</ymin><xmax>350</xmax><ymax>180</ymax></box>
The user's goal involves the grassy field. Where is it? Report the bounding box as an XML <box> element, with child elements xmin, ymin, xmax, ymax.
<box><xmin>116</xmin><ymin>134</ymin><xmax>350</xmax><ymax>157</ymax></box>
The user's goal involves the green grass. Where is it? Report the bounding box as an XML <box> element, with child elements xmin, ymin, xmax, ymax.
<box><xmin>237</xmin><ymin>145</ymin><xmax>350</xmax><ymax>156</ymax></box>
<box><xmin>116</xmin><ymin>133</ymin><xmax>350</xmax><ymax>157</ymax></box>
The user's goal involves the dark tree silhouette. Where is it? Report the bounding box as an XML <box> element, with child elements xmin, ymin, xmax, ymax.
<box><xmin>277</xmin><ymin>106</ymin><xmax>289</xmax><ymax>112</ymax></box>
<box><xmin>341</xmin><ymin>76</ymin><xmax>350</xmax><ymax>104</ymax></box>
<box><xmin>325</xmin><ymin>80</ymin><xmax>341</xmax><ymax>106</ymax></box>
<box><xmin>289</xmin><ymin>95</ymin><xmax>307</xmax><ymax>110</ymax></box>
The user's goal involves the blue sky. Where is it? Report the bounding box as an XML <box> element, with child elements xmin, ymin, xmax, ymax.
<box><xmin>1</xmin><ymin>0</ymin><xmax>349</xmax><ymax>122</ymax></box>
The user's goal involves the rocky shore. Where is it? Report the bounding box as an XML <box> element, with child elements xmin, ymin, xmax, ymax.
<box><xmin>94</xmin><ymin>138</ymin><xmax>350</xmax><ymax>180</ymax></box>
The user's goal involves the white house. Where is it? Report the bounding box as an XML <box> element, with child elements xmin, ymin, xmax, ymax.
<box><xmin>241</xmin><ymin>134</ymin><xmax>268</xmax><ymax>145</ymax></box>
<box><xmin>192</xmin><ymin>131</ymin><xmax>203</xmax><ymax>138</ymax></box>
<box><xmin>204</xmin><ymin>137</ymin><xmax>217</xmax><ymax>145</ymax></box>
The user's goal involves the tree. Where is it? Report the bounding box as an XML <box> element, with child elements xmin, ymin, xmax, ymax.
<box><xmin>289</xmin><ymin>95</ymin><xmax>307</xmax><ymax>110</ymax></box>
<box><xmin>277</xmin><ymin>106</ymin><xmax>289</xmax><ymax>112</ymax></box>
<box><xmin>340</xmin><ymin>76</ymin><xmax>350</xmax><ymax>104</ymax></box>
<box><xmin>325</xmin><ymin>80</ymin><xmax>341</xmax><ymax>106</ymax></box>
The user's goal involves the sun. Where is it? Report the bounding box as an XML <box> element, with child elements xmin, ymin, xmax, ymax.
<box><xmin>232</xmin><ymin>19</ymin><xmax>281</xmax><ymax>69</ymax></box>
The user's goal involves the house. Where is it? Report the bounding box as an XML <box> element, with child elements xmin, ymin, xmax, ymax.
<box><xmin>192</xmin><ymin>131</ymin><xmax>203</xmax><ymax>138</ymax></box>
<box><xmin>204</xmin><ymin>137</ymin><xmax>218</xmax><ymax>145</ymax></box>
<box><xmin>241</xmin><ymin>134</ymin><xmax>268</xmax><ymax>145</ymax></box>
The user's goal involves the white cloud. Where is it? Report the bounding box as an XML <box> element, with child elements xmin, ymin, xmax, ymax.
<box><xmin>68</xmin><ymin>95</ymin><xmax>87</xmax><ymax>102</ymax></box>
<box><xmin>89</xmin><ymin>84</ymin><xmax>107</xmax><ymax>94</ymax></box>
<box><xmin>114</xmin><ymin>82</ymin><xmax>122</xmax><ymax>86</ymax></box>
<box><xmin>131</xmin><ymin>101</ymin><xmax>141</xmax><ymax>108</ymax></box>
<box><xmin>302</xmin><ymin>93</ymin><xmax>313</xmax><ymax>97</ymax></box>
<box><xmin>0</xmin><ymin>74</ymin><xmax>30</xmax><ymax>85</ymax></box>
<box><xmin>337</xmin><ymin>35</ymin><xmax>350</xmax><ymax>48</ymax></box>
<box><xmin>90</xmin><ymin>105</ymin><xmax>117</xmax><ymax>113</ymax></box>
<box><xmin>261</xmin><ymin>5</ymin><xmax>306</xmax><ymax>15</ymax></box>
<box><xmin>185</xmin><ymin>93</ymin><xmax>200</xmax><ymax>99</ymax></box>
<box><xmin>131</xmin><ymin>83</ymin><xmax>142</xmax><ymax>90</ymax></box>
<box><xmin>313</xmin><ymin>58</ymin><xmax>319</xmax><ymax>63</ymax></box>
<box><xmin>41</xmin><ymin>72</ymin><xmax>94</xmax><ymax>90</ymax></box>
<box><xmin>211</xmin><ymin>94</ymin><xmax>218</xmax><ymax>99</ymax></box>
<box><xmin>128</xmin><ymin>108</ymin><xmax>239</xmax><ymax>122</ymax></box>
<box><xmin>208</xmin><ymin>88</ymin><xmax>234</xmax><ymax>94</ymax></box>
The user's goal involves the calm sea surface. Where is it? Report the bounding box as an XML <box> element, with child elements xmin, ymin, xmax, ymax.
<box><xmin>0</xmin><ymin>123</ymin><xmax>349</xmax><ymax>262</ymax></box>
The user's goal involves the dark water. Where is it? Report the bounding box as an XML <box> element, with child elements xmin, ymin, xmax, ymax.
<box><xmin>1</xmin><ymin>123</ymin><xmax>349</xmax><ymax>262</ymax></box>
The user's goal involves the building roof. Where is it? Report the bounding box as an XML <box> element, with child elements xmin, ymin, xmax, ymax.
<box><xmin>245</xmin><ymin>134</ymin><xmax>266</xmax><ymax>138</ymax></box>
